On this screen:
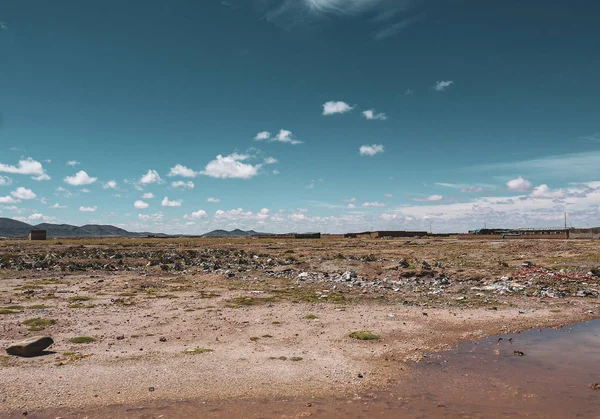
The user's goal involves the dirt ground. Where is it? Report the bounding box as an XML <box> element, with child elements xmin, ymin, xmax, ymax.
<box><xmin>0</xmin><ymin>237</ymin><xmax>599</xmax><ymax>415</ymax></box>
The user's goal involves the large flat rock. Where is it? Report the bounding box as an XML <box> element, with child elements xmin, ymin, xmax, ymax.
<box><xmin>5</xmin><ymin>336</ymin><xmax>54</xmax><ymax>357</ymax></box>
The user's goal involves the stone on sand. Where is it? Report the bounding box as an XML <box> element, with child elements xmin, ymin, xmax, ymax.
<box><xmin>5</xmin><ymin>336</ymin><xmax>54</xmax><ymax>357</ymax></box>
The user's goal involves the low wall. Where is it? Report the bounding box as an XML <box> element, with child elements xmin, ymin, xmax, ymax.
<box><xmin>459</xmin><ymin>233</ymin><xmax>569</xmax><ymax>240</ymax></box>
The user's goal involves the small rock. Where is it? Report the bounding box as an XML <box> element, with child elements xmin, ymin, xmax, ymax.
<box><xmin>116</xmin><ymin>335</ymin><xmax>125</xmax><ymax>340</ymax></box>
<box><xmin>6</xmin><ymin>336</ymin><xmax>54</xmax><ymax>357</ymax></box>
<box><xmin>514</xmin><ymin>350</ymin><xmax>525</xmax><ymax>356</ymax></box>
<box><xmin>149</xmin><ymin>387</ymin><xmax>155</xmax><ymax>392</ymax></box>
<box><xmin>159</xmin><ymin>337</ymin><xmax>167</xmax><ymax>342</ymax></box>
<box><xmin>589</xmin><ymin>383</ymin><xmax>600</xmax><ymax>390</ymax></box>
<box><xmin>357</xmin><ymin>373</ymin><xmax>364</xmax><ymax>378</ymax></box>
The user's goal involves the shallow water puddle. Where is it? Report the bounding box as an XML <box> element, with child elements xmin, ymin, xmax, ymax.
<box><xmin>32</xmin><ymin>319</ymin><xmax>600</xmax><ymax>418</ymax></box>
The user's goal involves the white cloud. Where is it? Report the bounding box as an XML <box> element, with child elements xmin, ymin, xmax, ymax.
<box><xmin>347</xmin><ymin>203</ymin><xmax>356</xmax><ymax>209</ymax></box>
<box><xmin>323</xmin><ymin>101</ymin><xmax>354</xmax><ymax>115</ymax></box>
<box><xmin>103</xmin><ymin>180</ymin><xmax>117</xmax><ymax>189</ymax></box>
<box><xmin>362</xmin><ymin>109</ymin><xmax>387</xmax><ymax>120</ymax></box>
<box><xmin>0</xmin><ymin>158</ymin><xmax>49</xmax><ymax>180</ymax></box>
<box><xmin>264</xmin><ymin>157</ymin><xmax>278</xmax><ymax>164</ymax></box>
<box><xmin>257</xmin><ymin>208</ymin><xmax>270</xmax><ymax>220</ymax></box>
<box><xmin>79</xmin><ymin>206</ymin><xmax>97</xmax><ymax>212</ymax></box>
<box><xmin>414</xmin><ymin>194</ymin><xmax>443</xmax><ymax>202</ymax></box>
<box><xmin>434</xmin><ymin>80</ymin><xmax>454</xmax><ymax>92</ymax></box>
<box><xmin>11</xmin><ymin>187</ymin><xmax>36</xmax><ymax>200</ymax></box>
<box><xmin>201</xmin><ymin>153</ymin><xmax>260</xmax><ymax>179</ymax></box>
<box><xmin>80</xmin><ymin>188</ymin><xmax>91</xmax><ymax>193</ymax></box>
<box><xmin>184</xmin><ymin>210</ymin><xmax>208</xmax><ymax>220</ymax></box>
<box><xmin>384</xmin><ymin>193</ymin><xmax>393</xmax><ymax>198</ymax></box>
<box><xmin>138</xmin><ymin>212</ymin><xmax>164</xmax><ymax>222</ymax></box>
<box><xmin>0</xmin><ymin>196</ymin><xmax>19</xmax><ymax>204</ymax></box>
<box><xmin>381</xmin><ymin>213</ymin><xmax>398</xmax><ymax>221</ymax></box>
<box><xmin>289</xmin><ymin>213</ymin><xmax>306</xmax><ymax>221</ymax></box>
<box><xmin>161</xmin><ymin>196</ymin><xmax>182</xmax><ymax>207</ymax></box>
<box><xmin>50</xmin><ymin>203</ymin><xmax>67</xmax><ymax>209</ymax></box>
<box><xmin>255</xmin><ymin>131</ymin><xmax>271</xmax><ymax>141</ymax></box>
<box><xmin>28</xmin><ymin>213</ymin><xmax>44</xmax><ymax>221</ymax></box>
<box><xmin>171</xmin><ymin>180</ymin><xmax>195</xmax><ymax>189</ymax></box>
<box><xmin>275</xmin><ymin>129</ymin><xmax>302</xmax><ymax>145</ymax></box>
<box><xmin>507</xmin><ymin>176</ymin><xmax>532</xmax><ymax>192</ymax></box>
<box><xmin>67</xmin><ymin>160</ymin><xmax>80</xmax><ymax>166</ymax></box>
<box><xmin>142</xmin><ymin>192</ymin><xmax>155</xmax><ymax>199</ymax></box>
<box><xmin>0</xmin><ymin>176</ymin><xmax>12</xmax><ymax>186</ymax></box>
<box><xmin>207</xmin><ymin>197</ymin><xmax>220</xmax><ymax>203</ymax></box>
<box><xmin>64</xmin><ymin>170</ymin><xmax>97</xmax><ymax>186</ymax></box>
<box><xmin>168</xmin><ymin>164</ymin><xmax>198</xmax><ymax>178</ymax></box>
<box><xmin>342</xmin><ymin>197</ymin><xmax>356</xmax><ymax>203</ymax></box>
<box><xmin>32</xmin><ymin>174</ymin><xmax>51</xmax><ymax>181</ymax></box>
<box><xmin>530</xmin><ymin>184</ymin><xmax>565</xmax><ymax>199</ymax></box>
<box><xmin>214</xmin><ymin>208</ymin><xmax>271</xmax><ymax>221</ymax></box>
<box><xmin>134</xmin><ymin>200</ymin><xmax>149</xmax><ymax>209</ymax></box>
<box><xmin>359</xmin><ymin>144</ymin><xmax>384</xmax><ymax>156</ymax></box>
<box><xmin>140</xmin><ymin>169</ymin><xmax>163</xmax><ymax>184</ymax></box>
<box><xmin>362</xmin><ymin>201</ymin><xmax>386</xmax><ymax>207</ymax></box>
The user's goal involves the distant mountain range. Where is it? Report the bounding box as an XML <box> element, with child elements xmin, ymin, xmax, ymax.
<box><xmin>0</xmin><ymin>218</ymin><xmax>270</xmax><ymax>238</ymax></box>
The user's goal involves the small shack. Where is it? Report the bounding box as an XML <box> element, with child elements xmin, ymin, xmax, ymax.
<box><xmin>28</xmin><ymin>230</ymin><xmax>47</xmax><ymax>241</ymax></box>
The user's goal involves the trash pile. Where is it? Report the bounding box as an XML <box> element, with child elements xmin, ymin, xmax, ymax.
<box><xmin>293</xmin><ymin>266</ymin><xmax>451</xmax><ymax>295</ymax></box>
<box><xmin>476</xmin><ymin>262</ymin><xmax>600</xmax><ymax>298</ymax></box>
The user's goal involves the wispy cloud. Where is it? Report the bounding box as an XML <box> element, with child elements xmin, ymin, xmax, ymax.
<box><xmin>161</xmin><ymin>197</ymin><xmax>183</xmax><ymax>207</ymax></box>
<box><xmin>254</xmin><ymin>129</ymin><xmax>302</xmax><ymax>145</ymax></box>
<box><xmin>260</xmin><ymin>1</ymin><xmax>422</xmax><ymax>40</ymax></box>
<box><xmin>475</xmin><ymin>151</ymin><xmax>600</xmax><ymax>180</ymax></box>
<box><xmin>413</xmin><ymin>194</ymin><xmax>443</xmax><ymax>202</ymax></box>
<box><xmin>580</xmin><ymin>132</ymin><xmax>600</xmax><ymax>142</ymax></box>
<box><xmin>362</xmin><ymin>109</ymin><xmax>387</xmax><ymax>120</ymax></box>
<box><xmin>434</xmin><ymin>80</ymin><xmax>453</xmax><ymax>92</ymax></box>
<box><xmin>373</xmin><ymin>13</ymin><xmax>425</xmax><ymax>40</ymax></box>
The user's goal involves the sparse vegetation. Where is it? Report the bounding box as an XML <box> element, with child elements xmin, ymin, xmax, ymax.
<box><xmin>69</xmin><ymin>336</ymin><xmax>96</xmax><ymax>344</ymax></box>
<box><xmin>0</xmin><ymin>309</ymin><xmax>17</xmax><ymax>314</ymax></box>
<box><xmin>184</xmin><ymin>348</ymin><xmax>213</xmax><ymax>354</ymax></box>
<box><xmin>303</xmin><ymin>314</ymin><xmax>318</xmax><ymax>319</ymax></box>
<box><xmin>349</xmin><ymin>331</ymin><xmax>380</xmax><ymax>341</ymax></box>
<box><xmin>69</xmin><ymin>296</ymin><xmax>91</xmax><ymax>302</ymax></box>
<box><xmin>22</xmin><ymin>318</ymin><xmax>56</xmax><ymax>330</ymax></box>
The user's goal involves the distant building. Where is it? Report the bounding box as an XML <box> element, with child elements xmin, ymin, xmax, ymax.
<box><xmin>348</xmin><ymin>231</ymin><xmax>428</xmax><ymax>239</ymax></box>
<box><xmin>28</xmin><ymin>230</ymin><xmax>47</xmax><ymax>241</ymax></box>
<box><xmin>293</xmin><ymin>233</ymin><xmax>321</xmax><ymax>239</ymax></box>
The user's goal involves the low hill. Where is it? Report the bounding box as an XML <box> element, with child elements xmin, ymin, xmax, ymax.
<box><xmin>201</xmin><ymin>229</ymin><xmax>267</xmax><ymax>238</ymax></box>
<box><xmin>0</xmin><ymin>218</ymin><xmax>154</xmax><ymax>238</ymax></box>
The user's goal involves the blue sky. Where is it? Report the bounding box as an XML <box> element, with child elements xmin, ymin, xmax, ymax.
<box><xmin>1</xmin><ymin>0</ymin><xmax>599</xmax><ymax>233</ymax></box>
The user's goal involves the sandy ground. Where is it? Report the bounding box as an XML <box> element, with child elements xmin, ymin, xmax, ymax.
<box><xmin>0</xmin><ymin>237</ymin><xmax>599</xmax><ymax>415</ymax></box>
